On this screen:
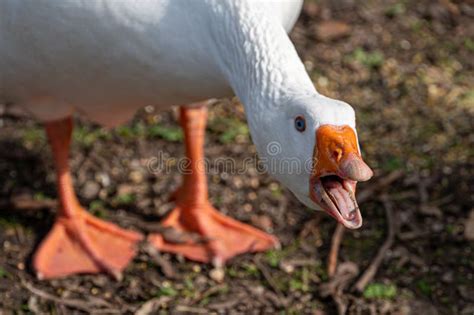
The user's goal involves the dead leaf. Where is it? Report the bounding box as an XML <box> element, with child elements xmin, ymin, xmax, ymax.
<box><xmin>315</xmin><ymin>20</ymin><xmax>351</xmax><ymax>42</ymax></box>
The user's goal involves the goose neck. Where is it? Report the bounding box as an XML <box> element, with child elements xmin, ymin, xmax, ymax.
<box><xmin>209</xmin><ymin>1</ymin><xmax>317</xmax><ymax>112</ymax></box>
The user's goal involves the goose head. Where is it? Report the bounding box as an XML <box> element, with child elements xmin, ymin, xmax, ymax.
<box><xmin>250</xmin><ymin>94</ymin><xmax>373</xmax><ymax>229</ymax></box>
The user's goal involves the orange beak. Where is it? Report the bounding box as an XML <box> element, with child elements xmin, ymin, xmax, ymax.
<box><xmin>309</xmin><ymin>125</ymin><xmax>373</xmax><ymax>229</ymax></box>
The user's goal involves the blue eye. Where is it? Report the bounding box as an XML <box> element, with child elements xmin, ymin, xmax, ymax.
<box><xmin>294</xmin><ymin>116</ymin><xmax>306</xmax><ymax>132</ymax></box>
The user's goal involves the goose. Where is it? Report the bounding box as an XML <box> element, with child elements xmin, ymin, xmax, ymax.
<box><xmin>0</xmin><ymin>0</ymin><xmax>373</xmax><ymax>279</ymax></box>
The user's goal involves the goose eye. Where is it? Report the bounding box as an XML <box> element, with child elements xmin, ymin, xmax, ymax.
<box><xmin>294</xmin><ymin>116</ymin><xmax>306</xmax><ymax>132</ymax></box>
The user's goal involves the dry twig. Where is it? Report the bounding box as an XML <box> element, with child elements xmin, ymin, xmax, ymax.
<box><xmin>174</xmin><ymin>305</ymin><xmax>209</xmax><ymax>314</ymax></box>
<box><xmin>0</xmin><ymin>194</ymin><xmax>57</xmax><ymax>211</ymax></box>
<box><xmin>142</xmin><ymin>243</ymin><xmax>176</xmax><ymax>279</ymax></box>
<box><xmin>190</xmin><ymin>284</ymin><xmax>229</xmax><ymax>306</ymax></box>
<box><xmin>328</xmin><ymin>223</ymin><xmax>345</xmax><ymax>278</ymax></box>
<box><xmin>22</xmin><ymin>280</ymin><xmax>120</xmax><ymax>314</ymax></box>
<box><xmin>253</xmin><ymin>256</ymin><xmax>287</xmax><ymax>306</ymax></box>
<box><xmin>320</xmin><ymin>262</ymin><xmax>359</xmax><ymax>315</ymax></box>
<box><xmin>352</xmin><ymin>196</ymin><xmax>397</xmax><ymax>292</ymax></box>
<box><xmin>208</xmin><ymin>292</ymin><xmax>246</xmax><ymax>311</ymax></box>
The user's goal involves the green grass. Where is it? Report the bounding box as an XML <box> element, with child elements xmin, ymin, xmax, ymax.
<box><xmin>0</xmin><ymin>217</ymin><xmax>20</xmax><ymax>228</ymax></box>
<box><xmin>269</xmin><ymin>183</ymin><xmax>283</xmax><ymax>198</ymax></box>
<box><xmin>385</xmin><ymin>2</ymin><xmax>406</xmax><ymax>18</ymax></box>
<box><xmin>289</xmin><ymin>268</ymin><xmax>310</xmax><ymax>292</ymax></box>
<box><xmin>0</xmin><ymin>267</ymin><xmax>9</xmax><ymax>279</ymax></box>
<box><xmin>225</xmin><ymin>263</ymin><xmax>260</xmax><ymax>279</ymax></box>
<box><xmin>113</xmin><ymin>193</ymin><xmax>136</xmax><ymax>205</ymax></box>
<box><xmin>313</xmin><ymin>263</ymin><xmax>328</xmax><ymax>282</ymax></box>
<box><xmin>363</xmin><ymin>283</ymin><xmax>397</xmax><ymax>299</ymax></box>
<box><xmin>115</xmin><ymin>123</ymin><xmax>147</xmax><ymax>139</ymax></box>
<box><xmin>33</xmin><ymin>192</ymin><xmax>51</xmax><ymax>201</ymax></box>
<box><xmin>74</xmin><ymin>121</ymin><xmax>185</xmax><ymax>144</ymax></box>
<box><xmin>226</xmin><ymin>266</ymin><xmax>238</xmax><ymax>278</ymax></box>
<box><xmin>157</xmin><ymin>286</ymin><xmax>178</xmax><ymax>297</ymax></box>
<box><xmin>208</xmin><ymin>117</ymin><xmax>249</xmax><ymax>144</ymax></box>
<box><xmin>147</xmin><ymin>125</ymin><xmax>183</xmax><ymax>142</ymax></box>
<box><xmin>416</xmin><ymin>279</ymin><xmax>433</xmax><ymax>297</ymax></box>
<box><xmin>410</xmin><ymin>18</ymin><xmax>427</xmax><ymax>33</ymax></box>
<box><xmin>351</xmin><ymin>48</ymin><xmax>385</xmax><ymax>69</ymax></box>
<box><xmin>89</xmin><ymin>200</ymin><xmax>107</xmax><ymax>218</ymax></box>
<box><xmin>24</xmin><ymin>116</ymin><xmax>249</xmax><ymax>148</ymax></box>
<box><xmin>242</xmin><ymin>263</ymin><xmax>260</xmax><ymax>276</ymax></box>
<box><xmin>182</xmin><ymin>278</ymin><xmax>198</xmax><ymax>299</ymax></box>
<box><xmin>265</xmin><ymin>249</ymin><xmax>284</xmax><ymax>268</ymax></box>
<box><xmin>265</xmin><ymin>241</ymin><xmax>300</xmax><ymax>268</ymax></box>
<box><xmin>198</xmin><ymin>284</ymin><xmax>229</xmax><ymax>306</ymax></box>
<box><xmin>73</xmin><ymin>125</ymin><xmax>111</xmax><ymax>147</ymax></box>
<box><xmin>464</xmin><ymin>38</ymin><xmax>474</xmax><ymax>52</ymax></box>
<box><xmin>21</xmin><ymin>127</ymin><xmax>45</xmax><ymax>146</ymax></box>
<box><xmin>460</xmin><ymin>89</ymin><xmax>474</xmax><ymax>107</ymax></box>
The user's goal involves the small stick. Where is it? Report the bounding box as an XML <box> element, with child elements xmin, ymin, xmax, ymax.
<box><xmin>352</xmin><ymin>196</ymin><xmax>397</xmax><ymax>292</ymax></box>
<box><xmin>190</xmin><ymin>284</ymin><xmax>229</xmax><ymax>305</ymax></box>
<box><xmin>327</xmin><ymin>223</ymin><xmax>345</xmax><ymax>278</ymax></box>
<box><xmin>0</xmin><ymin>196</ymin><xmax>57</xmax><ymax>211</ymax></box>
<box><xmin>142</xmin><ymin>243</ymin><xmax>176</xmax><ymax>279</ymax></box>
<box><xmin>174</xmin><ymin>305</ymin><xmax>209</xmax><ymax>314</ymax></box>
<box><xmin>22</xmin><ymin>280</ymin><xmax>120</xmax><ymax>314</ymax></box>
<box><xmin>253</xmin><ymin>257</ymin><xmax>286</xmax><ymax>305</ymax></box>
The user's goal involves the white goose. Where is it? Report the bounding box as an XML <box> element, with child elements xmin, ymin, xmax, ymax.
<box><xmin>0</xmin><ymin>0</ymin><xmax>373</xmax><ymax>279</ymax></box>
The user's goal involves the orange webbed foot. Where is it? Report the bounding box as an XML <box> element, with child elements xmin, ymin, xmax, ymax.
<box><xmin>148</xmin><ymin>203</ymin><xmax>279</xmax><ymax>265</ymax></box>
<box><xmin>33</xmin><ymin>210</ymin><xmax>143</xmax><ymax>280</ymax></box>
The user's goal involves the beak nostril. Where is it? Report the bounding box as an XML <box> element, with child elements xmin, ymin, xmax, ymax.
<box><xmin>333</xmin><ymin>148</ymin><xmax>343</xmax><ymax>162</ymax></box>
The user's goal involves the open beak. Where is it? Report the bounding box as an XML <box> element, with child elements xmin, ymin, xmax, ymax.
<box><xmin>309</xmin><ymin>125</ymin><xmax>373</xmax><ymax>229</ymax></box>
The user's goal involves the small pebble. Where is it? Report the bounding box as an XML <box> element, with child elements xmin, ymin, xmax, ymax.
<box><xmin>129</xmin><ymin>170</ymin><xmax>144</xmax><ymax>184</ymax></box>
<box><xmin>82</xmin><ymin>181</ymin><xmax>100</xmax><ymax>199</ymax></box>
<box><xmin>209</xmin><ymin>267</ymin><xmax>225</xmax><ymax>283</ymax></box>
<box><xmin>117</xmin><ymin>184</ymin><xmax>134</xmax><ymax>195</ymax></box>
<box><xmin>243</xmin><ymin>203</ymin><xmax>253</xmax><ymax>212</ymax></box>
<box><xmin>248</xmin><ymin>192</ymin><xmax>258</xmax><ymax>200</ymax></box>
<box><xmin>249</xmin><ymin>178</ymin><xmax>259</xmax><ymax>188</ymax></box>
<box><xmin>95</xmin><ymin>172</ymin><xmax>111</xmax><ymax>187</ymax></box>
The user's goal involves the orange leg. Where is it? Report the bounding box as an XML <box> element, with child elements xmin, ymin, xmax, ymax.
<box><xmin>148</xmin><ymin>105</ymin><xmax>278</xmax><ymax>265</ymax></box>
<box><xmin>33</xmin><ymin>118</ymin><xmax>143</xmax><ymax>280</ymax></box>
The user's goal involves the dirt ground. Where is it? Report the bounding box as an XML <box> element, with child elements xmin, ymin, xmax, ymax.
<box><xmin>0</xmin><ymin>0</ymin><xmax>473</xmax><ymax>314</ymax></box>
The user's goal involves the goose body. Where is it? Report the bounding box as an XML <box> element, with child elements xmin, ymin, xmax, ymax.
<box><xmin>1</xmin><ymin>0</ymin><xmax>303</xmax><ymax>126</ymax></box>
<box><xmin>1</xmin><ymin>0</ymin><xmax>373</xmax><ymax>279</ymax></box>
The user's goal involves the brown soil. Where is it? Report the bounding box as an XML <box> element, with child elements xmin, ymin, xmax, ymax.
<box><xmin>0</xmin><ymin>0</ymin><xmax>473</xmax><ymax>314</ymax></box>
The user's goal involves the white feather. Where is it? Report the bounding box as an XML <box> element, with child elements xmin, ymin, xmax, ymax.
<box><xmin>0</xmin><ymin>0</ymin><xmax>304</xmax><ymax>126</ymax></box>
<box><xmin>0</xmin><ymin>0</ymin><xmax>359</xmax><ymax>209</ymax></box>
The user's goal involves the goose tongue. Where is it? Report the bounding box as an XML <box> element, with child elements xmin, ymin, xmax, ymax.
<box><xmin>322</xmin><ymin>177</ymin><xmax>357</xmax><ymax>221</ymax></box>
